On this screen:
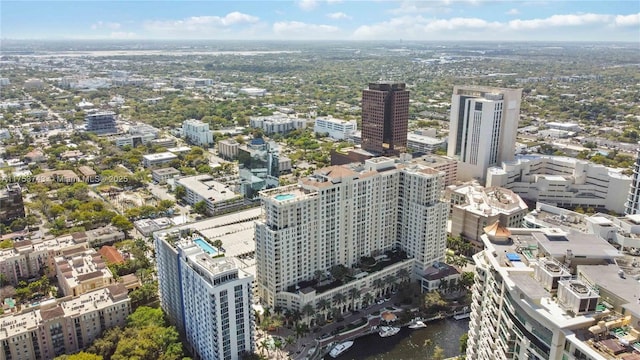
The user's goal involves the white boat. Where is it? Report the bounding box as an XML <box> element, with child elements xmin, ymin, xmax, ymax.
<box><xmin>329</xmin><ymin>340</ymin><xmax>354</xmax><ymax>358</ymax></box>
<box><xmin>378</xmin><ymin>326</ymin><xmax>401</xmax><ymax>338</ymax></box>
<box><xmin>408</xmin><ymin>320</ymin><xmax>427</xmax><ymax>329</ymax></box>
<box><xmin>453</xmin><ymin>312</ymin><xmax>471</xmax><ymax>320</ymax></box>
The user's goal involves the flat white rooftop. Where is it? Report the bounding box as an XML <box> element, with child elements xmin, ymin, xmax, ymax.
<box><xmin>177</xmin><ymin>175</ymin><xmax>239</xmax><ymax>202</ymax></box>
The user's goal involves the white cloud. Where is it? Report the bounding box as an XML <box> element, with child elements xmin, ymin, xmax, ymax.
<box><xmin>614</xmin><ymin>13</ymin><xmax>640</xmax><ymax>26</ymax></box>
<box><xmin>273</xmin><ymin>21</ymin><xmax>340</xmax><ymax>38</ymax></box>
<box><xmin>327</xmin><ymin>12</ymin><xmax>352</xmax><ymax>20</ymax></box>
<box><xmin>144</xmin><ymin>12</ymin><xmax>259</xmax><ymax>34</ymax></box>
<box><xmin>389</xmin><ymin>0</ymin><xmax>489</xmax><ymax>15</ymax></box>
<box><xmin>297</xmin><ymin>0</ymin><xmax>342</xmax><ymax>11</ymax></box>
<box><xmin>91</xmin><ymin>21</ymin><xmax>121</xmax><ymax>30</ymax></box>
<box><xmin>352</xmin><ymin>12</ymin><xmax>638</xmax><ymax>41</ymax></box>
<box><xmin>425</xmin><ymin>17</ymin><xmax>501</xmax><ymax>31</ymax></box>
<box><xmin>507</xmin><ymin>13</ymin><xmax>611</xmax><ymax>30</ymax></box>
<box><xmin>506</xmin><ymin>8</ymin><xmax>520</xmax><ymax>16</ymax></box>
<box><xmin>298</xmin><ymin>0</ymin><xmax>318</xmax><ymax>11</ymax></box>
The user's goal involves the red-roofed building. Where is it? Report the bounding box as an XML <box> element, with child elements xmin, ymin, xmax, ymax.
<box><xmin>99</xmin><ymin>245</ymin><xmax>124</xmax><ymax>264</ymax></box>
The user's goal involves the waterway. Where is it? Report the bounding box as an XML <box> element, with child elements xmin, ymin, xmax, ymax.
<box><xmin>333</xmin><ymin>318</ymin><xmax>470</xmax><ymax>360</ymax></box>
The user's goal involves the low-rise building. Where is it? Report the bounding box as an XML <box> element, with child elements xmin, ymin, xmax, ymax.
<box><xmin>407</xmin><ymin>132</ymin><xmax>446</xmax><ymax>154</ymax></box>
<box><xmin>115</xmin><ymin>133</ymin><xmax>156</xmax><ymax>148</ymax></box>
<box><xmin>54</xmin><ymin>248</ymin><xmax>114</xmax><ymax>297</ymax></box>
<box><xmin>0</xmin><ymin>235</ymin><xmax>87</xmax><ymax>285</ymax></box>
<box><xmin>24</xmin><ymin>149</ymin><xmax>46</xmax><ymax>163</ymax></box>
<box><xmin>239</xmin><ymin>87</ymin><xmax>266</xmax><ymax>96</ymax></box>
<box><xmin>249</xmin><ymin>116</ymin><xmax>306</xmax><ymax>134</ymax></box>
<box><xmin>83</xmin><ymin>226</ymin><xmax>126</xmax><ymax>247</ymax></box>
<box><xmin>134</xmin><ymin>217</ymin><xmax>173</xmax><ymax>237</ymax></box>
<box><xmin>176</xmin><ymin>175</ymin><xmax>244</xmax><ymax>216</ymax></box>
<box><xmin>546</xmin><ymin>121</ymin><xmax>581</xmax><ymax>132</ymax></box>
<box><xmin>151</xmin><ymin>137</ymin><xmax>177</xmax><ymax>148</ymax></box>
<box><xmin>142</xmin><ymin>152</ymin><xmax>178</xmax><ymax>168</ymax></box>
<box><xmin>447</xmin><ymin>181</ymin><xmax>528</xmax><ymax>252</ymax></box>
<box><xmin>77</xmin><ymin>166</ymin><xmax>99</xmax><ymax>183</ymax></box>
<box><xmin>182</xmin><ymin>119</ymin><xmax>214</xmax><ymax>146</ymax></box>
<box><xmin>99</xmin><ymin>245</ymin><xmax>124</xmax><ymax>264</ymax></box>
<box><xmin>167</xmin><ymin>146</ymin><xmax>191</xmax><ymax>154</ymax></box>
<box><xmin>487</xmin><ymin>155</ymin><xmax>631</xmax><ymax>214</ymax></box>
<box><xmin>0</xmin><ymin>285</ymin><xmax>131</xmax><ymax>360</ymax></box>
<box><xmin>218</xmin><ymin>139</ymin><xmax>240</xmax><ymax>160</ymax></box>
<box><xmin>314</xmin><ymin>117</ymin><xmax>357</xmax><ymax>140</ymax></box>
<box><xmin>152</xmin><ymin>167</ymin><xmax>181</xmax><ymax>184</ymax></box>
<box><xmin>420</xmin><ymin>262</ymin><xmax>461</xmax><ymax>293</ymax></box>
<box><xmin>85</xmin><ymin>112</ymin><xmax>117</xmax><ymax>135</ymax></box>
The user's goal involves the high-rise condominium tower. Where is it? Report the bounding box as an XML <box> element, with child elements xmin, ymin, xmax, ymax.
<box><xmin>625</xmin><ymin>147</ymin><xmax>640</xmax><ymax>215</ymax></box>
<box><xmin>467</xmin><ymin>226</ymin><xmax>638</xmax><ymax>360</ymax></box>
<box><xmin>361</xmin><ymin>82</ymin><xmax>410</xmax><ymax>155</ymax></box>
<box><xmin>155</xmin><ymin>235</ymin><xmax>254</xmax><ymax>360</ymax></box>
<box><xmin>255</xmin><ymin>157</ymin><xmax>448</xmax><ymax>310</ymax></box>
<box><xmin>447</xmin><ymin>86</ymin><xmax>522</xmax><ymax>183</ymax></box>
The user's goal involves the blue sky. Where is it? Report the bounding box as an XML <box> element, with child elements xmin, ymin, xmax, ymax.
<box><xmin>1</xmin><ymin>1</ymin><xmax>639</xmax><ymax>41</ymax></box>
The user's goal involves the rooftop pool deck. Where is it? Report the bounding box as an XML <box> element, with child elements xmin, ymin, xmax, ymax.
<box><xmin>194</xmin><ymin>238</ymin><xmax>219</xmax><ymax>256</ymax></box>
<box><xmin>274</xmin><ymin>193</ymin><xmax>296</xmax><ymax>201</ymax></box>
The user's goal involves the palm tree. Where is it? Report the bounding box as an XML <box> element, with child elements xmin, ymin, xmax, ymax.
<box><xmin>362</xmin><ymin>292</ymin><xmax>374</xmax><ymax>308</ymax></box>
<box><xmin>398</xmin><ymin>268</ymin><xmax>410</xmax><ymax>284</ymax></box>
<box><xmin>314</xmin><ymin>270</ymin><xmax>324</xmax><ymax>281</ymax></box>
<box><xmin>317</xmin><ymin>298</ymin><xmax>331</xmax><ymax>320</ymax></box>
<box><xmin>302</xmin><ymin>303</ymin><xmax>314</xmax><ymax>325</ymax></box>
<box><xmin>385</xmin><ymin>275</ymin><xmax>397</xmax><ymax>294</ymax></box>
<box><xmin>333</xmin><ymin>293</ymin><xmax>347</xmax><ymax>313</ymax></box>
<box><xmin>273</xmin><ymin>337</ymin><xmax>283</xmax><ymax>360</ymax></box>
<box><xmin>294</xmin><ymin>322</ymin><xmax>307</xmax><ymax>339</ymax></box>
<box><xmin>348</xmin><ymin>287</ymin><xmax>361</xmax><ymax>310</ymax></box>
<box><xmin>285</xmin><ymin>335</ymin><xmax>295</xmax><ymax>351</ymax></box>
<box><xmin>259</xmin><ymin>339</ymin><xmax>270</xmax><ymax>358</ymax></box>
<box><xmin>372</xmin><ymin>278</ymin><xmax>384</xmax><ymax>298</ymax></box>
<box><xmin>290</xmin><ymin>309</ymin><xmax>302</xmax><ymax>327</ymax></box>
<box><xmin>331</xmin><ymin>307</ymin><xmax>341</xmax><ymax>321</ymax></box>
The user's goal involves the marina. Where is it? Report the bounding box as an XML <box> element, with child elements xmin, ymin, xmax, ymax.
<box><xmin>331</xmin><ymin>318</ymin><xmax>470</xmax><ymax>359</ymax></box>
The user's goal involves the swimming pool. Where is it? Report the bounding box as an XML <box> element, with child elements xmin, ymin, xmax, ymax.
<box><xmin>194</xmin><ymin>238</ymin><xmax>218</xmax><ymax>256</ymax></box>
<box><xmin>275</xmin><ymin>193</ymin><xmax>295</xmax><ymax>201</ymax></box>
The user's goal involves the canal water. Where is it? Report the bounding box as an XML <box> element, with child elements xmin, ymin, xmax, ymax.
<box><xmin>333</xmin><ymin>318</ymin><xmax>470</xmax><ymax>360</ymax></box>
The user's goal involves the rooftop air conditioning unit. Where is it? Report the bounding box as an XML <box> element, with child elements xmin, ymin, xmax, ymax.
<box><xmin>557</xmin><ymin>279</ymin><xmax>599</xmax><ymax>315</ymax></box>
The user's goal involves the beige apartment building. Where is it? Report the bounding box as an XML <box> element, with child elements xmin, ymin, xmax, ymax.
<box><xmin>447</xmin><ymin>181</ymin><xmax>528</xmax><ymax>252</ymax></box>
<box><xmin>0</xmin><ymin>285</ymin><xmax>130</xmax><ymax>360</ymax></box>
<box><xmin>55</xmin><ymin>248</ymin><xmax>114</xmax><ymax>297</ymax></box>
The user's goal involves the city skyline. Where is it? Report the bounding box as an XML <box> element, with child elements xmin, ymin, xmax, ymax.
<box><xmin>1</xmin><ymin>1</ymin><xmax>638</xmax><ymax>42</ymax></box>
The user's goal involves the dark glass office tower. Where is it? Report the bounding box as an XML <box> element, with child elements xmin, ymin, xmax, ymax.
<box><xmin>361</xmin><ymin>82</ymin><xmax>409</xmax><ymax>155</ymax></box>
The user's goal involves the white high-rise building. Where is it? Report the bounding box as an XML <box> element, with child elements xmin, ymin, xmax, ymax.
<box><xmin>448</xmin><ymin>86</ymin><xmax>522</xmax><ymax>183</ymax></box>
<box><xmin>255</xmin><ymin>156</ymin><xmax>448</xmax><ymax>309</ymax></box>
<box><xmin>625</xmin><ymin>147</ymin><xmax>640</xmax><ymax>215</ymax></box>
<box><xmin>155</xmin><ymin>233</ymin><xmax>254</xmax><ymax>360</ymax></box>
<box><xmin>467</xmin><ymin>226</ymin><xmax>640</xmax><ymax>360</ymax></box>
<box><xmin>182</xmin><ymin>119</ymin><xmax>214</xmax><ymax>146</ymax></box>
